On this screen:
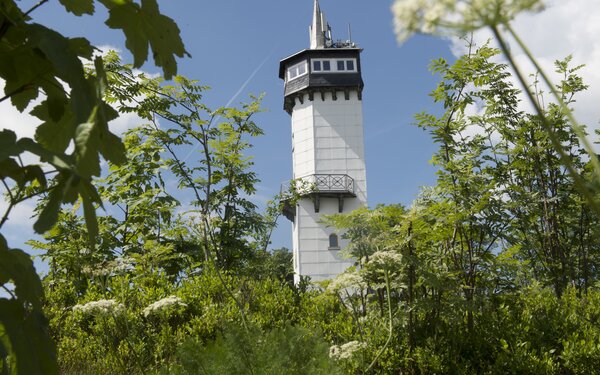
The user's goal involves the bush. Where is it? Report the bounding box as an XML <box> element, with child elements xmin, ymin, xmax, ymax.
<box><xmin>162</xmin><ymin>323</ymin><xmax>340</xmax><ymax>375</ymax></box>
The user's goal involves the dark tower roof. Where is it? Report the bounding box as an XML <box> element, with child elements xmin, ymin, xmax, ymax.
<box><xmin>279</xmin><ymin>0</ymin><xmax>364</xmax><ymax>114</ymax></box>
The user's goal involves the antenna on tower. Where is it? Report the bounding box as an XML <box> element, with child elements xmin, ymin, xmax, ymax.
<box><xmin>348</xmin><ymin>23</ymin><xmax>352</xmax><ymax>45</ymax></box>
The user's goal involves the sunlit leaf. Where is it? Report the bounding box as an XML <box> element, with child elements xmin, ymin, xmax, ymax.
<box><xmin>58</xmin><ymin>0</ymin><xmax>94</xmax><ymax>16</ymax></box>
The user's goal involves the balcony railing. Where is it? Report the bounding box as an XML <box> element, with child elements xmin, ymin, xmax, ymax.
<box><xmin>279</xmin><ymin>174</ymin><xmax>356</xmax><ymax>221</ymax></box>
<box><xmin>280</xmin><ymin>174</ymin><xmax>355</xmax><ymax>198</ymax></box>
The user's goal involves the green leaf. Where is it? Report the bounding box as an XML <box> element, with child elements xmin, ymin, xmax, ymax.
<box><xmin>18</xmin><ymin>138</ymin><xmax>73</xmax><ymax>171</ymax></box>
<box><xmin>32</xmin><ymin>102</ymin><xmax>76</xmax><ymax>153</ymax></box>
<box><xmin>101</xmin><ymin>0</ymin><xmax>187</xmax><ymax>79</ymax></box>
<box><xmin>10</xmin><ymin>84</ymin><xmax>39</xmax><ymax>113</ymax></box>
<box><xmin>23</xmin><ymin>165</ymin><xmax>47</xmax><ymax>188</ymax></box>
<box><xmin>68</xmin><ymin>37</ymin><xmax>94</xmax><ymax>60</ymax></box>
<box><xmin>0</xmin><ymin>158</ymin><xmax>25</xmax><ymax>186</ymax></box>
<box><xmin>0</xmin><ymin>129</ymin><xmax>20</xmax><ymax>161</ymax></box>
<box><xmin>26</xmin><ymin>23</ymin><xmax>95</xmax><ymax>125</ymax></box>
<box><xmin>74</xmin><ymin>108</ymin><xmax>101</xmax><ymax>177</ymax></box>
<box><xmin>0</xmin><ymin>237</ymin><xmax>43</xmax><ymax>307</ymax></box>
<box><xmin>33</xmin><ymin>178</ymin><xmax>65</xmax><ymax>234</ymax></box>
<box><xmin>58</xmin><ymin>0</ymin><xmax>94</xmax><ymax>16</ymax></box>
<box><xmin>99</xmin><ymin>128</ymin><xmax>127</xmax><ymax>165</ymax></box>
<box><xmin>40</xmin><ymin>80</ymin><xmax>69</xmax><ymax>122</ymax></box>
<box><xmin>80</xmin><ymin>182</ymin><xmax>99</xmax><ymax>242</ymax></box>
<box><xmin>0</xmin><ymin>300</ymin><xmax>57</xmax><ymax>375</ymax></box>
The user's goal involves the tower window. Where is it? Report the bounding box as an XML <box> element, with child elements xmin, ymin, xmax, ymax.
<box><xmin>329</xmin><ymin>233</ymin><xmax>339</xmax><ymax>249</ymax></box>
<box><xmin>287</xmin><ymin>61</ymin><xmax>308</xmax><ymax>81</ymax></box>
<box><xmin>310</xmin><ymin>58</ymin><xmax>356</xmax><ymax>74</ymax></box>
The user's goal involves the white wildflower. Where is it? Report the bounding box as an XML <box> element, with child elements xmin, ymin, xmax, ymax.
<box><xmin>330</xmin><ymin>341</ymin><xmax>366</xmax><ymax>360</ymax></box>
<box><xmin>329</xmin><ymin>345</ymin><xmax>340</xmax><ymax>359</ymax></box>
<box><xmin>327</xmin><ymin>271</ymin><xmax>365</xmax><ymax>293</ymax></box>
<box><xmin>72</xmin><ymin>299</ymin><xmax>125</xmax><ymax>317</ymax></box>
<box><xmin>81</xmin><ymin>256</ymin><xmax>135</xmax><ymax>277</ymax></box>
<box><xmin>143</xmin><ymin>295</ymin><xmax>187</xmax><ymax>317</ymax></box>
<box><xmin>392</xmin><ymin>0</ymin><xmax>545</xmax><ymax>43</ymax></box>
<box><xmin>111</xmin><ymin>256</ymin><xmax>134</xmax><ymax>274</ymax></box>
<box><xmin>370</xmin><ymin>251</ymin><xmax>403</xmax><ymax>268</ymax></box>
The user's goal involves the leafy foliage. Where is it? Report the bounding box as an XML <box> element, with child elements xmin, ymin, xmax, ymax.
<box><xmin>0</xmin><ymin>0</ymin><xmax>187</xmax><ymax>373</ymax></box>
<box><xmin>320</xmin><ymin>42</ymin><xmax>600</xmax><ymax>373</ymax></box>
<box><xmin>4</xmin><ymin>3</ymin><xmax>600</xmax><ymax>374</ymax></box>
<box><xmin>165</xmin><ymin>323</ymin><xmax>339</xmax><ymax>375</ymax></box>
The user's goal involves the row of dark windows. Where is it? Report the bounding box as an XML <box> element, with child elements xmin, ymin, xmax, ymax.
<box><xmin>312</xmin><ymin>59</ymin><xmax>355</xmax><ymax>73</ymax></box>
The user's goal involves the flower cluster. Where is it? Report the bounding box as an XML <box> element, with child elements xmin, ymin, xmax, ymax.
<box><xmin>392</xmin><ymin>0</ymin><xmax>545</xmax><ymax>43</ymax></box>
<box><xmin>369</xmin><ymin>251</ymin><xmax>403</xmax><ymax>269</ymax></box>
<box><xmin>329</xmin><ymin>341</ymin><xmax>367</xmax><ymax>360</ymax></box>
<box><xmin>81</xmin><ymin>256</ymin><xmax>135</xmax><ymax>277</ymax></box>
<box><xmin>72</xmin><ymin>299</ymin><xmax>125</xmax><ymax>317</ymax></box>
<box><xmin>327</xmin><ymin>270</ymin><xmax>366</xmax><ymax>293</ymax></box>
<box><xmin>143</xmin><ymin>295</ymin><xmax>187</xmax><ymax>317</ymax></box>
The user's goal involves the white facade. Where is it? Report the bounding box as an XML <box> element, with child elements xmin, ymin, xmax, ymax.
<box><xmin>290</xmin><ymin>90</ymin><xmax>367</xmax><ymax>283</ymax></box>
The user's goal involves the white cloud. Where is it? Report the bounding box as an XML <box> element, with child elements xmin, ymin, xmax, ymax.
<box><xmin>109</xmin><ymin>110</ymin><xmax>145</xmax><ymax>135</ymax></box>
<box><xmin>451</xmin><ymin>0</ymin><xmax>600</xmax><ymax>131</ymax></box>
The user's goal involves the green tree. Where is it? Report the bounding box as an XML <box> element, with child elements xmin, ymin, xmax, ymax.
<box><xmin>0</xmin><ymin>1</ymin><xmax>186</xmax><ymax>372</ymax></box>
<box><xmin>324</xmin><ymin>41</ymin><xmax>600</xmax><ymax>373</ymax></box>
<box><xmin>491</xmin><ymin>57</ymin><xmax>597</xmax><ymax>296</ymax></box>
<box><xmin>102</xmin><ymin>54</ymin><xmax>267</xmax><ymax>271</ymax></box>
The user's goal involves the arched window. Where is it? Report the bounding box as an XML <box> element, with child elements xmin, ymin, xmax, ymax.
<box><xmin>329</xmin><ymin>233</ymin><xmax>339</xmax><ymax>249</ymax></box>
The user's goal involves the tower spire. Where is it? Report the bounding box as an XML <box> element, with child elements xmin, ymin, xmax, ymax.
<box><xmin>309</xmin><ymin>0</ymin><xmax>328</xmax><ymax>49</ymax></box>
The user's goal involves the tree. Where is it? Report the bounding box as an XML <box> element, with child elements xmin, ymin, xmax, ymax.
<box><xmin>102</xmin><ymin>53</ymin><xmax>268</xmax><ymax>271</ymax></box>
<box><xmin>0</xmin><ymin>1</ymin><xmax>187</xmax><ymax>373</ymax></box>
<box><xmin>324</xmin><ymin>41</ymin><xmax>600</xmax><ymax>373</ymax></box>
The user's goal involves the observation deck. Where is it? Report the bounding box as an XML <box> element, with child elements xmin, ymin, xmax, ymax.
<box><xmin>280</xmin><ymin>174</ymin><xmax>356</xmax><ymax>221</ymax></box>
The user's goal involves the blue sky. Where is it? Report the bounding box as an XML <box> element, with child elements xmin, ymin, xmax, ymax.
<box><xmin>3</xmin><ymin>1</ymin><xmax>452</xmax><ymax>252</ymax></box>
<box><xmin>4</xmin><ymin>0</ymin><xmax>598</xmax><ymax>253</ymax></box>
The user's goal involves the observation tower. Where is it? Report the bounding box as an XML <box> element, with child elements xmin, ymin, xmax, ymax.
<box><xmin>279</xmin><ymin>0</ymin><xmax>367</xmax><ymax>283</ymax></box>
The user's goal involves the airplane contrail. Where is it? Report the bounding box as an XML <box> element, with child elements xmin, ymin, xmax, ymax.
<box><xmin>182</xmin><ymin>46</ymin><xmax>278</xmax><ymax>163</ymax></box>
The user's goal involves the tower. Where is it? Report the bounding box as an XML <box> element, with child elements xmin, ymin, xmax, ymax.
<box><xmin>279</xmin><ymin>0</ymin><xmax>367</xmax><ymax>283</ymax></box>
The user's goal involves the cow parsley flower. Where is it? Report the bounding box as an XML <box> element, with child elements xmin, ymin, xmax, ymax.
<box><xmin>143</xmin><ymin>295</ymin><xmax>187</xmax><ymax>317</ymax></box>
<box><xmin>327</xmin><ymin>270</ymin><xmax>365</xmax><ymax>293</ymax></box>
<box><xmin>330</xmin><ymin>341</ymin><xmax>366</xmax><ymax>360</ymax></box>
<box><xmin>329</xmin><ymin>345</ymin><xmax>340</xmax><ymax>359</ymax></box>
<box><xmin>72</xmin><ymin>299</ymin><xmax>125</xmax><ymax>317</ymax></box>
<box><xmin>370</xmin><ymin>251</ymin><xmax>403</xmax><ymax>268</ymax></box>
<box><xmin>392</xmin><ymin>0</ymin><xmax>545</xmax><ymax>43</ymax></box>
<box><xmin>81</xmin><ymin>256</ymin><xmax>135</xmax><ymax>277</ymax></box>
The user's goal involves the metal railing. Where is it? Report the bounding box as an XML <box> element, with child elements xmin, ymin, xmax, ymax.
<box><xmin>280</xmin><ymin>174</ymin><xmax>355</xmax><ymax>197</ymax></box>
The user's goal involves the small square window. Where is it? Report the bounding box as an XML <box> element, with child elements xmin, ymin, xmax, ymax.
<box><xmin>323</xmin><ymin>61</ymin><xmax>331</xmax><ymax>71</ymax></box>
<box><xmin>313</xmin><ymin>61</ymin><xmax>321</xmax><ymax>71</ymax></box>
<box><xmin>329</xmin><ymin>233</ymin><xmax>339</xmax><ymax>249</ymax></box>
<box><xmin>287</xmin><ymin>62</ymin><xmax>307</xmax><ymax>81</ymax></box>
<box><xmin>337</xmin><ymin>60</ymin><xmax>345</xmax><ymax>71</ymax></box>
<box><xmin>298</xmin><ymin>64</ymin><xmax>306</xmax><ymax>75</ymax></box>
<box><xmin>346</xmin><ymin>60</ymin><xmax>354</xmax><ymax>71</ymax></box>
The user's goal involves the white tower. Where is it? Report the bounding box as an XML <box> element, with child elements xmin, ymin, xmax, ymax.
<box><xmin>279</xmin><ymin>0</ymin><xmax>367</xmax><ymax>283</ymax></box>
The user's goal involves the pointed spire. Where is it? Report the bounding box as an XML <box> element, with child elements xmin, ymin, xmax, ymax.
<box><xmin>309</xmin><ymin>0</ymin><xmax>327</xmax><ymax>49</ymax></box>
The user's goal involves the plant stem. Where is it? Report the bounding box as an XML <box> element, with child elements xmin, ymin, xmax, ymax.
<box><xmin>490</xmin><ymin>24</ymin><xmax>600</xmax><ymax>214</ymax></box>
<box><xmin>23</xmin><ymin>0</ymin><xmax>49</xmax><ymax>17</ymax></box>
<box><xmin>504</xmin><ymin>23</ymin><xmax>600</xmax><ymax>183</ymax></box>
<box><xmin>366</xmin><ymin>270</ymin><xmax>393</xmax><ymax>373</ymax></box>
